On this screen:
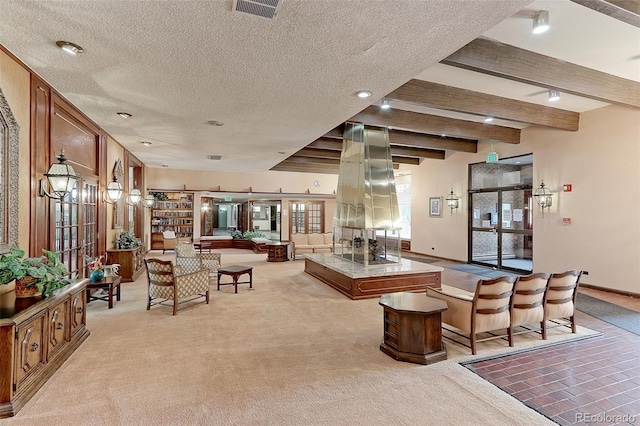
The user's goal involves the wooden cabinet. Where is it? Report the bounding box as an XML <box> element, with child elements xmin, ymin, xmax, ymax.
<box><xmin>150</xmin><ymin>192</ymin><xmax>194</xmax><ymax>249</ymax></box>
<box><xmin>0</xmin><ymin>280</ymin><xmax>90</xmax><ymax>418</ymax></box>
<box><xmin>106</xmin><ymin>246</ymin><xmax>146</xmax><ymax>282</ymax></box>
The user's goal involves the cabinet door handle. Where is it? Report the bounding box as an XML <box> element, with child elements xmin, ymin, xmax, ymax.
<box><xmin>31</xmin><ymin>342</ymin><xmax>39</xmax><ymax>352</ymax></box>
<box><xmin>76</xmin><ymin>306</ymin><xmax>84</xmax><ymax>314</ymax></box>
<box><xmin>57</xmin><ymin>322</ymin><xmax>64</xmax><ymax>330</ymax></box>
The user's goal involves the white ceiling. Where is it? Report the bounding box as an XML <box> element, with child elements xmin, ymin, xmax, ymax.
<box><xmin>0</xmin><ymin>0</ymin><xmax>638</xmax><ymax>172</ymax></box>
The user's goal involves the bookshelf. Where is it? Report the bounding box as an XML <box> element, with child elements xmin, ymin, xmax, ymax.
<box><xmin>150</xmin><ymin>192</ymin><xmax>194</xmax><ymax>249</ymax></box>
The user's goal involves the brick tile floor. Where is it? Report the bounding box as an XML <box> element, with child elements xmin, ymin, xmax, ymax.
<box><xmin>465</xmin><ymin>311</ymin><xmax>640</xmax><ymax>425</ymax></box>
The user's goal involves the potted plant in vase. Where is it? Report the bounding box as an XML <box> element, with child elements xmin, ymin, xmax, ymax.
<box><xmin>0</xmin><ymin>248</ymin><xmax>73</xmax><ymax>298</ymax></box>
<box><xmin>114</xmin><ymin>230</ymin><xmax>142</xmax><ymax>250</ymax></box>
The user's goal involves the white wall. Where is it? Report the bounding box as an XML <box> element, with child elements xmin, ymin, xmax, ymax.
<box><xmin>409</xmin><ymin>104</ymin><xmax>640</xmax><ymax>295</ymax></box>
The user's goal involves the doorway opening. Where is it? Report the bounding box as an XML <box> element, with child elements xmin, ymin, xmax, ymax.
<box><xmin>468</xmin><ymin>154</ymin><xmax>533</xmax><ymax>274</ymax></box>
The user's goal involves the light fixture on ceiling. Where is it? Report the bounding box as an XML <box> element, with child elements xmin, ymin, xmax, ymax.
<box><xmin>125</xmin><ymin>188</ymin><xmax>142</xmax><ymax>205</ymax></box>
<box><xmin>143</xmin><ymin>194</ymin><xmax>156</xmax><ymax>208</ymax></box>
<box><xmin>533</xmin><ymin>181</ymin><xmax>553</xmax><ymax>217</ymax></box>
<box><xmin>39</xmin><ymin>149</ymin><xmax>79</xmax><ymax>199</ymax></box>
<box><xmin>117</xmin><ymin>112</ymin><xmax>132</xmax><ymax>119</ymax></box>
<box><xmin>532</xmin><ymin>10</ymin><xmax>549</xmax><ymax>34</ymax></box>
<box><xmin>445</xmin><ymin>189</ymin><xmax>459</xmax><ymax>214</ymax></box>
<box><xmin>548</xmin><ymin>90</ymin><xmax>560</xmax><ymax>102</ymax></box>
<box><xmin>141</xmin><ymin>141</ymin><xmax>152</xmax><ymax>147</ymax></box>
<box><xmin>484</xmin><ymin>116</ymin><xmax>494</xmax><ymax>122</ymax></box>
<box><xmin>380</xmin><ymin>100</ymin><xmax>390</xmax><ymax>110</ymax></box>
<box><xmin>104</xmin><ymin>178</ymin><xmax>124</xmax><ymax>204</ymax></box>
<box><xmin>202</xmin><ymin>202</ymin><xmax>210</xmax><ymax>211</ymax></box>
<box><xmin>56</xmin><ymin>40</ymin><xmax>84</xmax><ymax>55</ymax></box>
<box><xmin>356</xmin><ymin>90</ymin><xmax>372</xmax><ymax>98</ymax></box>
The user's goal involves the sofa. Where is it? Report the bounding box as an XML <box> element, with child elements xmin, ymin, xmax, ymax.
<box><xmin>290</xmin><ymin>233</ymin><xmax>333</xmax><ymax>259</ymax></box>
<box><xmin>196</xmin><ymin>236</ymin><xmax>269</xmax><ymax>253</ymax></box>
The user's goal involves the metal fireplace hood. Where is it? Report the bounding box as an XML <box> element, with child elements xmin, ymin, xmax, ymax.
<box><xmin>333</xmin><ymin>123</ymin><xmax>401</xmax><ymax>230</ymax></box>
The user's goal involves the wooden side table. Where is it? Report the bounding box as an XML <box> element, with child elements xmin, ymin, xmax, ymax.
<box><xmin>86</xmin><ymin>275</ymin><xmax>122</xmax><ymax>309</ymax></box>
<box><xmin>378</xmin><ymin>292</ymin><xmax>448</xmax><ymax>365</ymax></box>
<box><xmin>266</xmin><ymin>242</ymin><xmax>289</xmax><ymax>262</ymax></box>
<box><xmin>217</xmin><ymin>265</ymin><xmax>253</xmax><ymax>294</ymax></box>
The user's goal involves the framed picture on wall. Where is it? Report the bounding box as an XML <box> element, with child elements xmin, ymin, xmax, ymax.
<box><xmin>429</xmin><ymin>196</ymin><xmax>442</xmax><ymax>217</ymax></box>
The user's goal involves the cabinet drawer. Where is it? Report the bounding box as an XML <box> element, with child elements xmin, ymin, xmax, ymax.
<box><xmin>384</xmin><ymin>320</ymin><xmax>398</xmax><ymax>336</ymax></box>
<box><xmin>384</xmin><ymin>309</ymin><xmax>398</xmax><ymax>324</ymax></box>
<box><xmin>47</xmin><ymin>298</ymin><xmax>70</xmax><ymax>361</ymax></box>
<box><xmin>14</xmin><ymin>311</ymin><xmax>46</xmax><ymax>392</ymax></box>
<box><xmin>384</xmin><ymin>332</ymin><xmax>398</xmax><ymax>349</ymax></box>
<box><xmin>70</xmin><ymin>289</ymin><xmax>86</xmax><ymax>336</ymax></box>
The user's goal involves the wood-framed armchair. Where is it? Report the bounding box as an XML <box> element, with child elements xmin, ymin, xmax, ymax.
<box><xmin>427</xmin><ymin>276</ymin><xmax>517</xmax><ymax>355</ymax></box>
<box><xmin>543</xmin><ymin>270</ymin><xmax>582</xmax><ymax>338</ymax></box>
<box><xmin>175</xmin><ymin>242</ymin><xmax>221</xmax><ymax>275</ymax></box>
<box><xmin>144</xmin><ymin>258</ymin><xmax>210</xmax><ymax>315</ymax></box>
<box><xmin>510</xmin><ymin>272</ymin><xmax>551</xmax><ymax>339</ymax></box>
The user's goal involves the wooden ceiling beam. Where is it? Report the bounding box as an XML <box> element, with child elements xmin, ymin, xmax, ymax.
<box><xmin>289</xmin><ymin>151</ymin><xmax>422</xmax><ymax>165</ymax></box>
<box><xmin>387</xmin><ymin>79</ymin><xmax>579</xmax><ymax>131</ymax></box>
<box><xmin>319</xmin><ymin>129</ymin><xmax>477</xmax><ymax>153</ymax></box>
<box><xmin>350</xmin><ymin>106</ymin><xmax>520</xmax><ymax>144</ymax></box>
<box><xmin>570</xmin><ymin>0</ymin><xmax>640</xmax><ymax>28</ymax></box>
<box><xmin>302</xmin><ymin>143</ymin><xmax>445</xmax><ymax>159</ymax></box>
<box><xmin>442</xmin><ymin>37</ymin><xmax>640</xmax><ymax>108</ymax></box>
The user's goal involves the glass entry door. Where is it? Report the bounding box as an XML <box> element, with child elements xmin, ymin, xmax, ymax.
<box><xmin>469</xmin><ymin>189</ymin><xmax>533</xmax><ymax>273</ymax></box>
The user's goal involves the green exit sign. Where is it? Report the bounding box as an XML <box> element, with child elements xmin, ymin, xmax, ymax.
<box><xmin>224</xmin><ymin>196</ymin><xmax>232</xmax><ymax>202</ymax></box>
<box><xmin>486</xmin><ymin>152</ymin><xmax>499</xmax><ymax>163</ymax></box>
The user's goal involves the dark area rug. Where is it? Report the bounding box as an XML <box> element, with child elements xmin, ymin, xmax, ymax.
<box><xmin>403</xmin><ymin>256</ymin><xmax>439</xmax><ymax>264</ymax></box>
<box><xmin>444</xmin><ymin>263</ymin><xmax>520</xmax><ymax>278</ymax></box>
<box><xmin>576</xmin><ymin>292</ymin><xmax>640</xmax><ymax>336</ymax></box>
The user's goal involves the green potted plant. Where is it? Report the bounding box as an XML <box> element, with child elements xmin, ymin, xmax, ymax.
<box><xmin>0</xmin><ymin>248</ymin><xmax>72</xmax><ymax>298</ymax></box>
<box><xmin>115</xmin><ymin>230</ymin><xmax>143</xmax><ymax>249</ymax></box>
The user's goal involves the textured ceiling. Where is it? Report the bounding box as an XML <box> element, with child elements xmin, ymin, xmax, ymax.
<box><xmin>0</xmin><ymin>0</ymin><xmax>637</xmax><ymax>174</ymax></box>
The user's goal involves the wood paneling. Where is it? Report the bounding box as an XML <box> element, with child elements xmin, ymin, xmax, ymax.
<box><xmin>322</xmin><ymin>129</ymin><xmax>478</xmax><ymax>153</ymax></box>
<box><xmin>30</xmin><ymin>77</ymin><xmax>51</xmax><ymax>255</ymax></box>
<box><xmin>387</xmin><ymin>79</ymin><xmax>580</xmax><ymax>131</ymax></box>
<box><xmin>443</xmin><ymin>37</ymin><xmax>640</xmax><ymax>108</ymax></box>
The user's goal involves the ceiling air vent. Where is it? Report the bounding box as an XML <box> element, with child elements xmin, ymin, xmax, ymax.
<box><xmin>208</xmin><ymin>155</ymin><xmax>222</xmax><ymax>160</ymax></box>
<box><xmin>233</xmin><ymin>0</ymin><xmax>281</xmax><ymax>19</ymax></box>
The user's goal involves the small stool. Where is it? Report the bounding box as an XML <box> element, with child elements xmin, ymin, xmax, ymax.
<box><xmin>217</xmin><ymin>265</ymin><xmax>253</xmax><ymax>293</ymax></box>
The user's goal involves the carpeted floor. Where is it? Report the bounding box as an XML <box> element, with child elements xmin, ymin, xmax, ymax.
<box><xmin>443</xmin><ymin>263</ymin><xmax>520</xmax><ymax>278</ymax></box>
<box><xmin>3</xmin><ymin>251</ymin><xmax>600</xmax><ymax>425</ymax></box>
<box><xmin>576</xmin><ymin>292</ymin><xmax>640</xmax><ymax>336</ymax></box>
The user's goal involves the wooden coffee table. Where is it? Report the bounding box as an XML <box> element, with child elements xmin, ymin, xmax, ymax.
<box><xmin>217</xmin><ymin>265</ymin><xmax>253</xmax><ymax>293</ymax></box>
<box><xmin>86</xmin><ymin>275</ymin><xmax>122</xmax><ymax>309</ymax></box>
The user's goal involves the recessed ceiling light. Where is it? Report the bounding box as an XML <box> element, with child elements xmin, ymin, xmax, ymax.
<box><xmin>56</xmin><ymin>40</ymin><xmax>84</xmax><ymax>55</ymax></box>
<box><xmin>356</xmin><ymin>90</ymin><xmax>372</xmax><ymax>98</ymax></box>
<box><xmin>205</xmin><ymin>120</ymin><xmax>224</xmax><ymax>126</ymax></box>
<box><xmin>484</xmin><ymin>116</ymin><xmax>494</xmax><ymax>122</ymax></box>
<box><xmin>548</xmin><ymin>90</ymin><xmax>560</xmax><ymax>102</ymax></box>
<box><xmin>380</xmin><ymin>100</ymin><xmax>390</xmax><ymax>110</ymax></box>
<box><xmin>117</xmin><ymin>112</ymin><xmax>132</xmax><ymax>119</ymax></box>
<box><xmin>141</xmin><ymin>141</ymin><xmax>152</xmax><ymax>147</ymax></box>
<box><xmin>441</xmin><ymin>133</ymin><xmax>446</xmax><ymax>137</ymax></box>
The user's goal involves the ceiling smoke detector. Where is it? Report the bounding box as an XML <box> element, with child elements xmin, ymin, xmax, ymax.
<box><xmin>233</xmin><ymin>0</ymin><xmax>281</xmax><ymax>19</ymax></box>
<box><xmin>208</xmin><ymin>155</ymin><xmax>222</xmax><ymax>160</ymax></box>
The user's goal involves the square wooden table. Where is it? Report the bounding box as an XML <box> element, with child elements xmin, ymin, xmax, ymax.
<box><xmin>217</xmin><ymin>265</ymin><xmax>253</xmax><ymax>294</ymax></box>
<box><xmin>86</xmin><ymin>275</ymin><xmax>122</xmax><ymax>309</ymax></box>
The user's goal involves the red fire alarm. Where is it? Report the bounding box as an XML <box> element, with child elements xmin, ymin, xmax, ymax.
<box><xmin>562</xmin><ymin>217</ymin><xmax>572</xmax><ymax>225</ymax></box>
<box><xmin>563</xmin><ymin>184</ymin><xmax>572</xmax><ymax>192</ymax></box>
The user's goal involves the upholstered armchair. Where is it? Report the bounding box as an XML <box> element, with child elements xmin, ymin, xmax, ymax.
<box><xmin>175</xmin><ymin>242</ymin><xmax>221</xmax><ymax>275</ymax></box>
<box><xmin>543</xmin><ymin>270</ymin><xmax>582</xmax><ymax>338</ymax></box>
<box><xmin>144</xmin><ymin>258</ymin><xmax>210</xmax><ymax>315</ymax></box>
<box><xmin>427</xmin><ymin>276</ymin><xmax>517</xmax><ymax>355</ymax></box>
<box><xmin>510</xmin><ymin>273</ymin><xmax>551</xmax><ymax>339</ymax></box>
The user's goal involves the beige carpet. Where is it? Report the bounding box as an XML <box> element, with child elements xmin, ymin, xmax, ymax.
<box><xmin>5</xmin><ymin>251</ymin><xmax>600</xmax><ymax>425</ymax></box>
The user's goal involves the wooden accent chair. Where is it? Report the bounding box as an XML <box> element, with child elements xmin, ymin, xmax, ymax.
<box><xmin>509</xmin><ymin>273</ymin><xmax>551</xmax><ymax>339</ymax></box>
<box><xmin>427</xmin><ymin>276</ymin><xmax>517</xmax><ymax>355</ymax></box>
<box><xmin>542</xmin><ymin>270</ymin><xmax>582</xmax><ymax>338</ymax></box>
<box><xmin>162</xmin><ymin>230</ymin><xmax>178</xmax><ymax>254</ymax></box>
<box><xmin>175</xmin><ymin>242</ymin><xmax>221</xmax><ymax>275</ymax></box>
<box><xmin>144</xmin><ymin>258</ymin><xmax>210</xmax><ymax>315</ymax></box>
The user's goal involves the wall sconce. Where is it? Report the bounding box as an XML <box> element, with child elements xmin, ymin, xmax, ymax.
<box><xmin>533</xmin><ymin>181</ymin><xmax>553</xmax><ymax>217</ymax></box>
<box><xmin>104</xmin><ymin>177</ymin><xmax>124</xmax><ymax>204</ymax></box>
<box><xmin>445</xmin><ymin>189</ymin><xmax>459</xmax><ymax>214</ymax></box>
<box><xmin>125</xmin><ymin>188</ymin><xmax>142</xmax><ymax>205</ymax></box>
<box><xmin>142</xmin><ymin>194</ymin><xmax>156</xmax><ymax>208</ymax></box>
<box><xmin>39</xmin><ymin>149</ymin><xmax>79</xmax><ymax>199</ymax></box>
<box><xmin>202</xmin><ymin>202</ymin><xmax>210</xmax><ymax>211</ymax></box>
